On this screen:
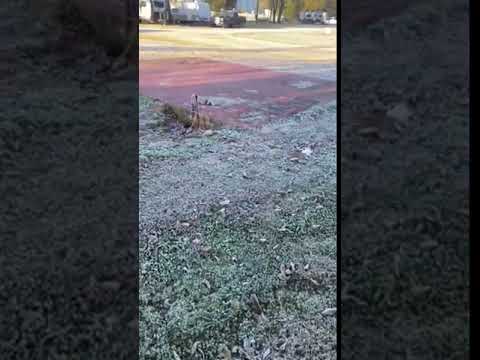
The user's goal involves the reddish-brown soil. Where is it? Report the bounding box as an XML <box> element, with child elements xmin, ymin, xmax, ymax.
<box><xmin>140</xmin><ymin>58</ymin><xmax>336</xmax><ymax>128</ymax></box>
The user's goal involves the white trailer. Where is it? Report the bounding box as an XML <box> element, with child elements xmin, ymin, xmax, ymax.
<box><xmin>171</xmin><ymin>0</ymin><xmax>211</xmax><ymax>24</ymax></box>
<box><xmin>139</xmin><ymin>0</ymin><xmax>167</xmax><ymax>23</ymax></box>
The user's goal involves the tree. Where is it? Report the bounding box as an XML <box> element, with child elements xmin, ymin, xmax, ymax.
<box><xmin>284</xmin><ymin>0</ymin><xmax>300</xmax><ymax>22</ymax></box>
<box><xmin>224</xmin><ymin>0</ymin><xmax>236</xmax><ymax>9</ymax></box>
<box><xmin>303</xmin><ymin>0</ymin><xmax>326</xmax><ymax>11</ymax></box>
<box><xmin>277</xmin><ymin>0</ymin><xmax>285</xmax><ymax>23</ymax></box>
<box><xmin>270</xmin><ymin>0</ymin><xmax>282</xmax><ymax>22</ymax></box>
<box><xmin>165</xmin><ymin>0</ymin><xmax>173</xmax><ymax>24</ymax></box>
<box><xmin>255</xmin><ymin>0</ymin><xmax>260</xmax><ymax>22</ymax></box>
<box><xmin>207</xmin><ymin>0</ymin><xmax>227</xmax><ymax>11</ymax></box>
<box><xmin>325</xmin><ymin>0</ymin><xmax>336</xmax><ymax>16</ymax></box>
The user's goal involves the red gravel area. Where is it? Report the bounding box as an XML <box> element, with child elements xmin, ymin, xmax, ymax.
<box><xmin>140</xmin><ymin>58</ymin><xmax>336</xmax><ymax>128</ymax></box>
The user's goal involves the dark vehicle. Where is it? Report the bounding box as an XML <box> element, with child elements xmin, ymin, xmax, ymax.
<box><xmin>214</xmin><ymin>9</ymin><xmax>246</xmax><ymax>28</ymax></box>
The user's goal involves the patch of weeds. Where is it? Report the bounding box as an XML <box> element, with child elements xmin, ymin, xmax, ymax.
<box><xmin>162</xmin><ymin>103</ymin><xmax>216</xmax><ymax>130</ymax></box>
<box><xmin>162</xmin><ymin>103</ymin><xmax>192</xmax><ymax>127</ymax></box>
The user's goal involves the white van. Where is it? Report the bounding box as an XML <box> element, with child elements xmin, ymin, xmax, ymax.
<box><xmin>139</xmin><ymin>0</ymin><xmax>167</xmax><ymax>23</ymax></box>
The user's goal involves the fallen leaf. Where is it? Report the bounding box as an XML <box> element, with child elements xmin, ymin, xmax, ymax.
<box><xmin>420</xmin><ymin>240</ymin><xmax>438</xmax><ymax>249</ymax></box>
<box><xmin>199</xmin><ymin>246</ymin><xmax>212</xmax><ymax>257</ymax></box>
<box><xmin>387</xmin><ymin>103</ymin><xmax>412</xmax><ymax>122</ymax></box>
<box><xmin>218</xmin><ymin>345</ymin><xmax>232</xmax><ymax>360</ymax></box>
<box><xmin>191</xmin><ymin>341</ymin><xmax>201</xmax><ymax>355</ymax></box>
<box><xmin>201</xmin><ymin>279</ymin><xmax>211</xmax><ymax>290</ymax></box>
<box><xmin>301</xmin><ymin>147</ymin><xmax>313</xmax><ymax>156</ymax></box>
<box><xmin>358</xmin><ymin>126</ymin><xmax>379</xmax><ymax>136</ymax></box>
<box><xmin>321</xmin><ymin>307</ymin><xmax>337</xmax><ymax>316</ymax></box>
<box><xmin>242</xmin><ymin>171</ymin><xmax>251</xmax><ymax>179</ymax></box>
<box><xmin>262</xmin><ymin>348</ymin><xmax>272</xmax><ymax>360</ymax></box>
<box><xmin>249</xmin><ymin>294</ymin><xmax>264</xmax><ymax>315</ymax></box>
<box><xmin>101</xmin><ymin>281</ymin><xmax>120</xmax><ymax>291</ymax></box>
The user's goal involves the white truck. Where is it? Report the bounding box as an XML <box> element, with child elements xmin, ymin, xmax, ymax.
<box><xmin>170</xmin><ymin>0</ymin><xmax>211</xmax><ymax>24</ymax></box>
<box><xmin>300</xmin><ymin>10</ymin><xmax>329</xmax><ymax>24</ymax></box>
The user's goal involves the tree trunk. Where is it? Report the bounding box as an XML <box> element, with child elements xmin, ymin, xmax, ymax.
<box><xmin>271</xmin><ymin>0</ymin><xmax>277</xmax><ymax>23</ymax></box>
<box><xmin>224</xmin><ymin>0</ymin><xmax>235</xmax><ymax>9</ymax></box>
<box><xmin>165</xmin><ymin>0</ymin><xmax>173</xmax><ymax>24</ymax></box>
<box><xmin>277</xmin><ymin>0</ymin><xmax>284</xmax><ymax>23</ymax></box>
<box><xmin>255</xmin><ymin>0</ymin><xmax>260</xmax><ymax>22</ymax></box>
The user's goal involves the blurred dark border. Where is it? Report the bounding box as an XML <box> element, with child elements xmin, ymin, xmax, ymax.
<box><xmin>1</xmin><ymin>1</ymin><xmax>139</xmax><ymax>358</ymax></box>
<box><xmin>340</xmin><ymin>0</ymin><xmax>470</xmax><ymax>359</ymax></box>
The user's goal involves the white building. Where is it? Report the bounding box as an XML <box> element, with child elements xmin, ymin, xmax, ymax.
<box><xmin>235</xmin><ymin>0</ymin><xmax>257</xmax><ymax>12</ymax></box>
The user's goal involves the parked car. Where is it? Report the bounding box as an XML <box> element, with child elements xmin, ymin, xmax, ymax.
<box><xmin>214</xmin><ymin>8</ymin><xmax>246</xmax><ymax>28</ymax></box>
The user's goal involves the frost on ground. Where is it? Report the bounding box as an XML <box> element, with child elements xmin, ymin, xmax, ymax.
<box><xmin>139</xmin><ymin>99</ymin><xmax>337</xmax><ymax>359</ymax></box>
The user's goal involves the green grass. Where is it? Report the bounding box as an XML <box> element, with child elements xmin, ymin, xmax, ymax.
<box><xmin>140</xmin><ymin>185</ymin><xmax>336</xmax><ymax>359</ymax></box>
<box><xmin>140</xmin><ymin>95</ymin><xmax>157</xmax><ymax>111</ymax></box>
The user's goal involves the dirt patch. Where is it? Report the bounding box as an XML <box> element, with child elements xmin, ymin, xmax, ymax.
<box><xmin>140</xmin><ymin>58</ymin><xmax>335</xmax><ymax>128</ymax></box>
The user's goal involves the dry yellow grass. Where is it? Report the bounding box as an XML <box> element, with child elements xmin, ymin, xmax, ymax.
<box><xmin>139</xmin><ymin>25</ymin><xmax>336</xmax><ymax>65</ymax></box>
